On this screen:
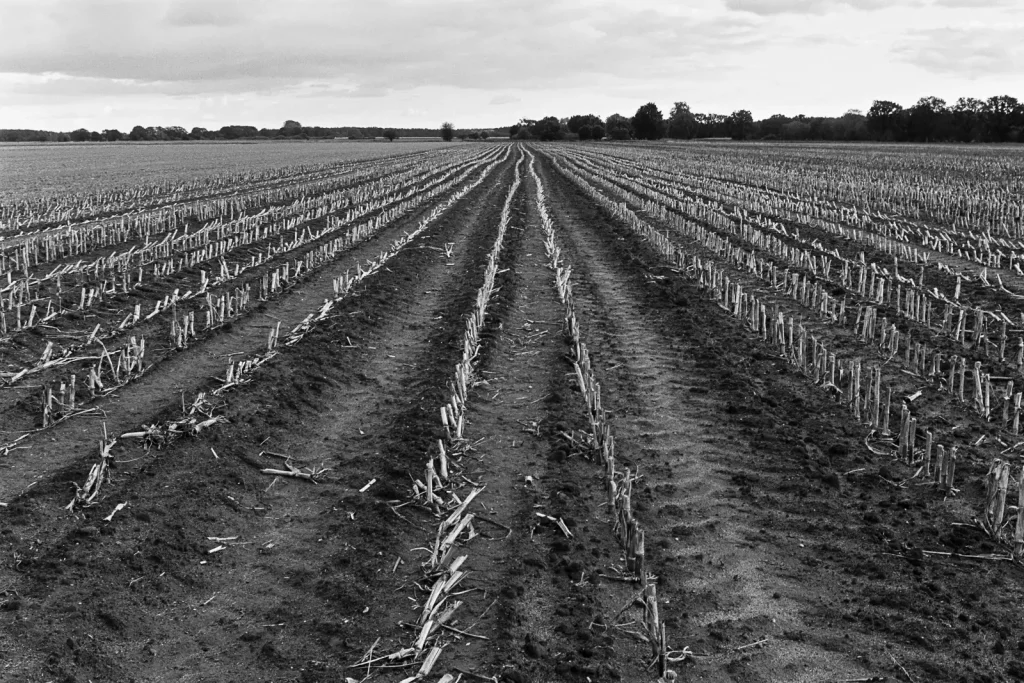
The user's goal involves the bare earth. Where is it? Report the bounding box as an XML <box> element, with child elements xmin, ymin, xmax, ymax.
<box><xmin>0</xmin><ymin>144</ymin><xmax>1021</xmax><ymax>683</ymax></box>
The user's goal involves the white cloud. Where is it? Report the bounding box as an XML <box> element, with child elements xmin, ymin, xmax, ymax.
<box><xmin>931</xmin><ymin>0</ymin><xmax>1017</xmax><ymax>6</ymax></box>
<box><xmin>724</xmin><ymin>0</ymin><xmax>1018</xmax><ymax>14</ymax></box>
<box><xmin>724</xmin><ymin>0</ymin><xmax>893</xmax><ymax>15</ymax></box>
<box><xmin>163</xmin><ymin>0</ymin><xmax>252</xmax><ymax>26</ymax></box>
<box><xmin>0</xmin><ymin>0</ymin><xmax>1020</xmax><ymax>130</ymax></box>
<box><xmin>0</xmin><ymin>0</ymin><xmax>762</xmax><ymax>93</ymax></box>
<box><xmin>894</xmin><ymin>25</ymin><xmax>1024</xmax><ymax>78</ymax></box>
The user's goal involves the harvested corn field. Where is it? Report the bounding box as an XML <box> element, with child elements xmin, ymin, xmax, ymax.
<box><xmin>2</xmin><ymin>140</ymin><xmax>1024</xmax><ymax>683</ymax></box>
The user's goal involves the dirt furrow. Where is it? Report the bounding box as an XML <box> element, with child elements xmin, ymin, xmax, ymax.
<box><xmin>4</xmin><ymin>150</ymin><xmax>434</xmax><ymax>237</ymax></box>
<box><xmin>540</xmin><ymin>148</ymin><xmax>1024</xmax><ymax>683</ymax></box>
<box><xmin>537</xmin><ymin>154</ymin><xmax>910</xmax><ymax>682</ymax></box>
<box><xmin>0</xmin><ymin>149</ymin><xmax>497</xmax><ymax>414</ymax></box>
<box><xmin>581</xmin><ymin>144</ymin><xmax>1024</xmax><ymax>305</ymax></box>
<box><xmin>8</xmin><ymin>143</ymin><xmax>1024</xmax><ymax>683</ymax></box>
<box><xmin>0</xmin><ymin>153</ymin><xmax>506</xmax><ymax>505</ymax></box>
<box><xmin>546</xmin><ymin>147</ymin><xmax>1024</xmax><ymax>504</ymax></box>
<box><xmin>0</xmin><ymin>153</ymin><xmax>523</xmax><ymax>682</ymax></box>
<box><xmin>425</xmin><ymin>164</ymin><xmax>647</xmax><ymax>682</ymax></box>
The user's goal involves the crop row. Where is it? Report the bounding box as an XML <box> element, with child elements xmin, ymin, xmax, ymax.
<box><xmin>528</xmin><ymin>148</ymin><xmax>679</xmax><ymax>675</ymax></box>
<box><xmin>567</xmin><ymin>147</ymin><xmax>1021</xmax><ymax>299</ymax></box>
<box><xmin>61</xmin><ymin>149</ymin><xmax>512</xmax><ymax>519</ymax></box>
<box><xmin>125</xmin><ymin>145</ymin><xmax>507</xmax><ymax>451</ymax></box>
<box><xmin>575</xmin><ymin>150</ymin><xmax>1024</xmax><ymax>393</ymax></box>
<box><xmin>0</xmin><ymin>147</ymin><xmax>498</xmax><ymax>350</ymax></box>
<box><xmin>634</xmin><ymin>143</ymin><xmax>1024</xmax><ymax>239</ymax></box>
<box><xmin>357</xmin><ymin>147</ymin><xmax>524</xmax><ymax>675</ymax></box>
<box><xmin>1</xmin><ymin>148</ymin><xmax>510</xmax><ymax>447</ymax></box>
<box><xmin>0</xmin><ymin>148</ymin><xmax>477</xmax><ymax>280</ymax></box>
<box><xmin>554</xmin><ymin>149</ymin><xmax>1024</xmax><ymax>440</ymax></box>
<box><xmin>0</xmin><ymin>147</ymin><xmax>441</xmax><ymax>234</ymax></box>
<box><xmin>543</xmin><ymin>147</ymin><xmax>1024</xmax><ymax>558</ymax></box>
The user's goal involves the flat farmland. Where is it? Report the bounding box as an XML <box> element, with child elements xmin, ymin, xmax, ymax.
<box><xmin>2</xmin><ymin>140</ymin><xmax>1024</xmax><ymax>683</ymax></box>
<box><xmin>0</xmin><ymin>140</ymin><xmax>447</xmax><ymax>205</ymax></box>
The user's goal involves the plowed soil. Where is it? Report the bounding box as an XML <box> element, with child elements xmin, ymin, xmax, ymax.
<box><xmin>2</xmin><ymin>144</ymin><xmax>1023</xmax><ymax>683</ymax></box>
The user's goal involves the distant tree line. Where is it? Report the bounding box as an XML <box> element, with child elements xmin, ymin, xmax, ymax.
<box><xmin>8</xmin><ymin>94</ymin><xmax>1022</xmax><ymax>145</ymax></box>
<box><xmin>507</xmin><ymin>105</ymin><xmax>753</xmax><ymax>143</ymax></box>
<box><xmin>0</xmin><ymin>121</ymin><xmax>499</xmax><ymax>143</ymax></box>
<box><xmin>510</xmin><ymin>94</ymin><xmax>1024</xmax><ymax>143</ymax></box>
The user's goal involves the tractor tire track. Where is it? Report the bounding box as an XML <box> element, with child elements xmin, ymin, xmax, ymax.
<box><xmin>437</xmin><ymin>160</ymin><xmax>649</xmax><ymax>681</ymax></box>
<box><xmin>537</xmin><ymin>153</ymin><xmax>883</xmax><ymax>682</ymax></box>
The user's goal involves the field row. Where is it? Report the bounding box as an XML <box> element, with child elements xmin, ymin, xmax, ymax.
<box><xmin>1</xmin><ymin>143</ymin><xmax>1023</xmax><ymax>683</ymax></box>
<box><xmin>0</xmin><ymin>145</ymin><xmax>446</xmax><ymax>233</ymax></box>
<box><xmin>547</xmin><ymin>143</ymin><xmax>1024</xmax><ymax>552</ymax></box>
<box><xmin>0</xmin><ymin>147</ymin><xmax>506</xmax><ymax>450</ymax></box>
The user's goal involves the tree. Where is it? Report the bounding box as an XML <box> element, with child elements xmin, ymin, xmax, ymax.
<box><xmin>510</xmin><ymin>119</ymin><xmax>535</xmax><ymax>139</ymax></box>
<box><xmin>480</xmin><ymin>130</ymin><xmax>489</xmax><ymax>140</ymax></box>
<box><xmin>103</xmin><ymin>129</ymin><xmax>124</xmax><ymax>141</ymax></box>
<box><xmin>693</xmin><ymin>113</ymin><xmax>729</xmax><ymax>137</ymax></box>
<box><xmin>781</xmin><ymin>120</ymin><xmax>811</xmax><ymax>140</ymax></box>
<box><xmin>129</xmin><ymin>125</ymin><xmax>151</xmax><ymax>141</ymax></box>
<box><xmin>605</xmin><ymin>114</ymin><xmax>632</xmax><ymax>140</ymax></box>
<box><xmin>532</xmin><ymin>116</ymin><xmax>564</xmax><ymax>141</ymax></box>
<box><xmin>838</xmin><ymin>110</ymin><xmax>868</xmax><ymax>141</ymax></box>
<box><xmin>951</xmin><ymin>97</ymin><xmax>985</xmax><ymax>142</ymax></box>
<box><xmin>220</xmin><ymin>125</ymin><xmax>258</xmax><ymax>139</ymax></box>
<box><xmin>382</xmin><ymin>128</ymin><xmax>397</xmax><ymax>141</ymax></box>
<box><xmin>907</xmin><ymin>96</ymin><xmax>949</xmax><ymax>141</ymax></box>
<box><xmin>758</xmin><ymin>114</ymin><xmax>790</xmax><ymax>140</ymax></box>
<box><xmin>280</xmin><ymin>120</ymin><xmax>303</xmax><ymax>137</ymax></box>
<box><xmin>867</xmin><ymin>100</ymin><xmax>904</xmax><ymax>140</ymax></box>
<box><xmin>666</xmin><ymin>102</ymin><xmax>698</xmax><ymax>139</ymax></box>
<box><xmin>631</xmin><ymin>102</ymin><xmax>665</xmax><ymax>140</ymax></box>
<box><xmin>164</xmin><ymin>126</ymin><xmax>188</xmax><ymax>141</ymax></box>
<box><xmin>984</xmin><ymin>95</ymin><xmax>1022</xmax><ymax>142</ymax></box>
<box><xmin>578</xmin><ymin>123</ymin><xmax>605</xmax><ymax>141</ymax></box>
<box><xmin>727</xmin><ymin>110</ymin><xmax>754</xmax><ymax>140</ymax></box>
<box><xmin>441</xmin><ymin>122</ymin><xmax>454</xmax><ymax>141</ymax></box>
<box><xmin>567</xmin><ymin>114</ymin><xmax>603</xmax><ymax>135</ymax></box>
<box><xmin>69</xmin><ymin>128</ymin><xmax>92</xmax><ymax>142</ymax></box>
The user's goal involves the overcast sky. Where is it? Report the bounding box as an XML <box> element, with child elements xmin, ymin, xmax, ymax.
<box><xmin>0</xmin><ymin>0</ymin><xmax>1021</xmax><ymax>132</ymax></box>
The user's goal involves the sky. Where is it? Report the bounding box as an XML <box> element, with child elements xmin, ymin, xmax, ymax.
<box><xmin>0</xmin><ymin>0</ymin><xmax>1021</xmax><ymax>132</ymax></box>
